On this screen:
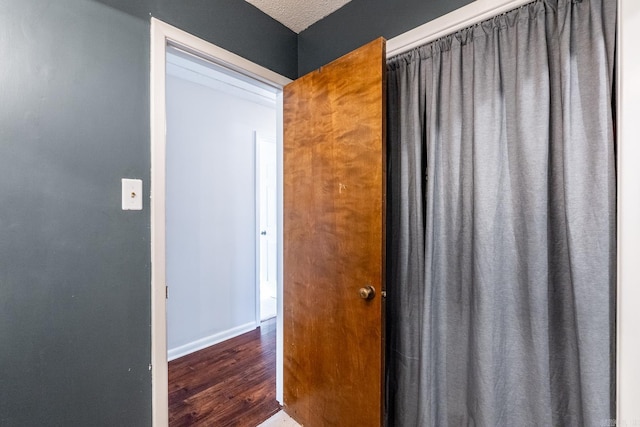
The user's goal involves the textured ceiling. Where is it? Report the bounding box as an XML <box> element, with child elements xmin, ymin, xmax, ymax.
<box><xmin>244</xmin><ymin>0</ymin><xmax>353</xmax><ymax>33</ymax></box>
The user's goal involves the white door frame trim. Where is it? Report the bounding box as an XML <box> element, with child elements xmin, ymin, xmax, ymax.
<box><xmin>616</xmin><ymin>0</ymin><xmax>640</xmax><ymax>423</ymax></box>
<box><xmin>150</xmin><ymin>17</ymin><xmax>291</xmax><ymax>427</ymax></box>
<box><xmin>388</xmin><ymin>0</ymin><xmax>638</xmax><ymax>422</ymax></box>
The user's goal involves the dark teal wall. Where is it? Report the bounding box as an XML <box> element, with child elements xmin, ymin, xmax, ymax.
<box><xmin>297</xmin><ymin>0</ymin><xmax>473</xmax><ymax>76</ymax></box>
<box><xmin>0</xmin><ymin>2</ymin><xmax>151</xmax><ymax>424</ymax></box>
<box><xmin>0</xmin><ymin>0</ymin><xmax>294</xmax><ymax>425</ymax></box>
<box><xmin>94</xmin><ymin>0</ymin><xmax>298</xmax><ymax>78</ymax></box>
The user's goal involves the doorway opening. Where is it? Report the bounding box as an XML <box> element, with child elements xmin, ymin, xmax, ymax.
<box><xmin>165</xmin><ymin>44</ymin><xmax>279</xmax><ymax>426</ymax></box>
<box><xmin>165</xmin><ymin>46</ymin><xmax>278</xmax><ymax>360</ymax></box>
<box><xmin>150</xmin><ymin>18</ymin><xmax>291</xmax><ymax>426</ymax></box>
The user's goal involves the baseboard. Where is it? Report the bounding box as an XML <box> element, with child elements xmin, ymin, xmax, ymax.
<box><xmin>168</xmin><ymin>321</ymin><xmax>257</xmax><ymax>361</ymax></box>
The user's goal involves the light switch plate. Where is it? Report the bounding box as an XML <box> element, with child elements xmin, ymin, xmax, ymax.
<box><xmin>122</xmin><ymin>178</ymin><xmax>143</xmax><ymax>210</ymax></box>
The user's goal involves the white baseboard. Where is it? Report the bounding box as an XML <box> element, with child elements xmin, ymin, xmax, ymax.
<box><xmin>167</xmin><ymin>321</ymin><xmax>257</xmax><ymax>361</ymax></box>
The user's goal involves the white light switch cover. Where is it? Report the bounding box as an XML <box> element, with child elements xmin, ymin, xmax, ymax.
<box><xmin>122</xmin><ymin>178</ymin><xmax>143</xmax><ymax>210</ymax></box>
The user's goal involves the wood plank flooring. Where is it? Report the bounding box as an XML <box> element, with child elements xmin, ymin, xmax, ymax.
<box><xmin>169</xmin><ymin>319</ymin><xmax>280</xmax><ymax>426</ymax></box>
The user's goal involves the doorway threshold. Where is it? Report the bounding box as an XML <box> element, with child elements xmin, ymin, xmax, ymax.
<box><xmin>258</xmin><ymin>411</ymin><xmax>301</xmax><ymax>426</ymax></box>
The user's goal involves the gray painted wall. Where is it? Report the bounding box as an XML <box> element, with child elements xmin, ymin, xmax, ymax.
<box><xmin>0</xmin><ymin>0</ymin><xmax>293</xmax><ymax>425</ymax></box>
<box><xmin>297</xmin><ymin>0</ymin><xmax>473</xmax><ymax>76</ymax></box>
<box><xmin>0</xmin><ymin>1</ymin><xmax>151</xmax><ymax>425</ymax></box>
<box><xmin>93</xmin><ymin>0</ymin><xmax>298</xmax><ymax>79</ymax></box>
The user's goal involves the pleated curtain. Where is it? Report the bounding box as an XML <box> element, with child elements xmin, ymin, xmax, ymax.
<box><xmin>385</xmin><ymin>0</ymin><xmax>617</xmax><ymax>425</ymax></box>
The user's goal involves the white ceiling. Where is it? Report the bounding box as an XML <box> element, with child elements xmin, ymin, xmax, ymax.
<box><xmin>244</xmin><ymin>0</ymin><xmax>353</xmax><ymax>33</ymax></box>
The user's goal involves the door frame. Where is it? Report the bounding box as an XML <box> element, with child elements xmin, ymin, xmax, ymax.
<box><xmin>616</xmin><ymin>0</ymin><xmax>640</xmax><ymax>421</ymax></box>
<box><xmin>150</xmin><ymin>18</ymin><xmax>291</xmax><ymax>427</ymax></box>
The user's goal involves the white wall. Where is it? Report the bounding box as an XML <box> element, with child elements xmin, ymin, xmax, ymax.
<box><xmin>165</xmin><ymin>62</ymin><xmax>276</xmax><ymax>360</ymax></box>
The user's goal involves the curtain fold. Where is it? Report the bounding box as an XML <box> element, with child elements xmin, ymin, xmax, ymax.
<box><xmin>386</xmin><ymin>0</ymin><xmax>617</xmax><ymax>425</ymax></box>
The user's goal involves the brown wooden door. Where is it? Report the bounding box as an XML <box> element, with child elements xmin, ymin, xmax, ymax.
<box><xmin>283</xmin><ymin>38</ymin><xmax>386</xmax><ymax>426</ymax></box>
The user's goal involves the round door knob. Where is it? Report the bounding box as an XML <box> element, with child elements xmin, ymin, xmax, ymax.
<box><xmin>359</xmin><ymin>285</ymin><xmax>375</xmax><ymax>300</ymax></box>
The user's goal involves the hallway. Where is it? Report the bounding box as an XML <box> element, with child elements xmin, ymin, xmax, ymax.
<box><xmin>169</xmin><ymin>319</ymin><xmax>280</xmax><ymax>426</ymax></box>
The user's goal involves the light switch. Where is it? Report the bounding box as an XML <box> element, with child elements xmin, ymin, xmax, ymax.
<box><xmin>122</xmin><ymin>178</ymin><xmax>143</xmax><ymax>210</ymax></box>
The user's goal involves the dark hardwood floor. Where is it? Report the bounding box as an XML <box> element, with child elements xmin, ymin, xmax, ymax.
<box><xmin>169</xmin><ymin>319</ymin><xmax>280</xmax><ymax>426</ymax></box>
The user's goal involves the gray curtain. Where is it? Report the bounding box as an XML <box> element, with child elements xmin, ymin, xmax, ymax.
<box><xmin>385</xmin><ymin>0</ymin><xmax>617</xmax><ymax>425</ymax></box>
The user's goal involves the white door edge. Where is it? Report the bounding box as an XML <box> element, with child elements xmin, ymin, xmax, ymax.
<box><xmin>256</xmin><ymin>132</ymin><xmax>278</xmax><ymax>323</ymax></box>
<box><xmin>617</xmin><ymin>0</ymin><xmax>640</xmax><ymax>422</ymax></box>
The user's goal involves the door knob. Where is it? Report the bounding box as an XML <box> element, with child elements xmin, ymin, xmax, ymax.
<box><xmin>260</xmin><ymin>230</ymin><xmax>267</xmax><ymax>235</ymax></box>
<box><xmin>359</xmin><ymin>285</ymin><xmax>375</xmax><ymax>300</ymax></box>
